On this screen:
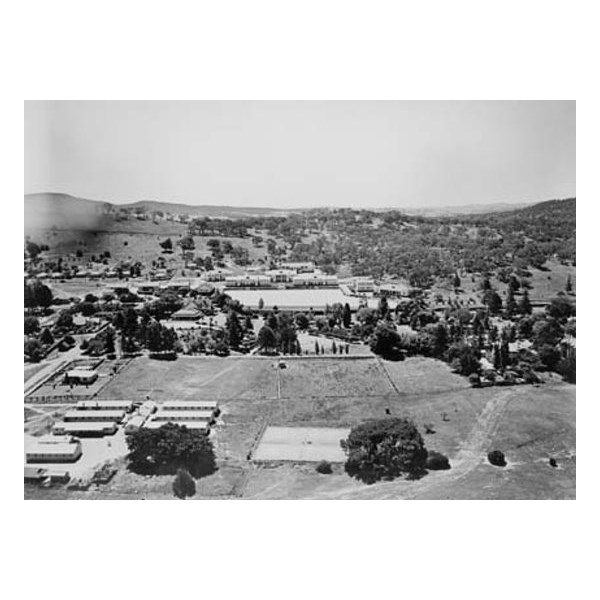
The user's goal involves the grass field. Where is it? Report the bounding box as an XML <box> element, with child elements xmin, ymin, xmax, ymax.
<box><xmin>25</xmin><ymin>355</ymin><xmax>576</xmax><ymax>500</ymax></box>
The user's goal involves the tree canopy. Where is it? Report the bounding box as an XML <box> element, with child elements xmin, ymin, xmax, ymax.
<box><xmin>341</xmin><ymin>417</ymin><xmax>427</xmax><ymax>484</ymax></box>
<box><xmin>126</xmin><ymin>423</ymin><xmax>216</xmax><ymax>477</ymax></box>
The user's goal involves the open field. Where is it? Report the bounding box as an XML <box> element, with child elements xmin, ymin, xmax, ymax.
<box><xmin>25</xmin><ymin>354</ymin><xmax>575</xmax><ymax>499</ymax></box>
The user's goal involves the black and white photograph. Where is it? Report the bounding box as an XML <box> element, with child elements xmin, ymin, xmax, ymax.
<box><xmin>24</xmin><ymin>100</ymin><xmax>576</xmax><ymax>500</ymax></box>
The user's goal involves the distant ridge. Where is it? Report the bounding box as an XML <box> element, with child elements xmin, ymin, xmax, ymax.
<box><xmin>24</xmin><ymin>192</ymin><xmax>574</xmax><ymax>231</ymax></box>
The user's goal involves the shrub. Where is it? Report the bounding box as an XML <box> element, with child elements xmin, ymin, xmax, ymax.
<box><xmin>549</xmin><ymin>458</ymin><xmax>558</xmax><ymax>468</ymax></box>
<box><xmin>316</xmin><ymin>460</ymin><xmax>333</xmax><ymax>474</ymax></box>
<box><xmin>426</xmin><ymin>451</ymin><xmax>451</xmax><ymax>471</ymax></box>
<box><xmin>487</xmin><ymin>450</ymin><xmax>507</xmax><ymax>467</ymax></box>
<box><xmin>172</xmin><ymin>468</ymin><xmax>196</xmax><ymax>499</ymax></box>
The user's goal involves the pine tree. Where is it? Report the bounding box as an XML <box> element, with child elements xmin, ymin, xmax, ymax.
<box><xmin>519</xmin><ymin>289</ymin><xmax>532</xmax><ymax>315</ymax></box>
<box><xmin>505</xmin><ymin>287</ymin><xmax>517</xmax><ymax>317</ymax></box>
<box><xmin>565</xmin><ymin>275</ymin><xmax>572</xmax><ymax>293</ymax></box>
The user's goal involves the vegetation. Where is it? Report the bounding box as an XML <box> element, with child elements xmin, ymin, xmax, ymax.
<box><xmin>172</xmin><ymin>468</ymin><xmax>196</xmax><ymax>499</ymax></box>
<box><xmin>126</xmin><ymin>423</ymin><xmax>216</xmax><ymax>477</ymax></box>
<box><xmin>488</xmin><ymin>450</ymin><xmax>507</xmax><ymax>467</ymax></box>
<box><xmin>341</xmin><ymin>417</ymin><xmax>428</xmax><ymax>484</ymax></box>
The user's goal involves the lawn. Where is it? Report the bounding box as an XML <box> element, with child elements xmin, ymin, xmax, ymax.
<box><xmin>25</xmin><ymin>355</ymin><xmax>576</xmax><ymax>500</ymax></box>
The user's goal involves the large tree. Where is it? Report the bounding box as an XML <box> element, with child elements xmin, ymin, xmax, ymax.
<box><xmin>257</xmin><ymin>325</ymin><xmax>277</xmax><ymax>353</ymax></box>
<box><xmin>369</xmin><ymin>323</ymin><xmax>403</xmax><ymax>360</ymax></box>
<box><xmin>341</xmin><ymin>418</ymin><xmax>428</xmax><ymax>484</ymax></box>
<box><xmin>126</xmin><ymin>423</ymin><xmax>216</xmax><ymax>477</ymax></box>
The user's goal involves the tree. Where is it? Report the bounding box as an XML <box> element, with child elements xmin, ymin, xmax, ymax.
<box><xmin>446</xmin><ymin>342</ymin><xmax>480</xmax><ymax>376</ymax></box>
<box><xmin>178</xmin><ymin>235</ymin><xmax>195</xmax><ymax>251</ymax></box>
<box><xmin>24</xmin><ymin>316</ymin><xmax>40</xmax><ymax>335</ymax></box>
<box><xmin>295</xmin><ymin>312</ymin><xmax>309</xmax><ymax>330</ymax></box>
<box><xmin>518</xmin><ymin>289</ymin><xmax>532</xmax><ymax>315</ymax></box>
<box><xmin>340</xmin><ymin>418</ymin><xmax>428</xmax><ymax>484</ymax></box>
<box><xmin>56</xmin><ymin>310</ymin><xmax>74</xmax><ymax>329</ymax></box>
<box><xmin>104</xmin><ymin>327</ymin><xmax>116</xmax><ymax>354</ymax></box>
<box><xmin>370</xmin><ymin>323</ymin><xmax>403</xmax><ymax>360</ymax></box>
<box><xmin>257</xmin><ymin>325</ymin><xmax>277</xmax><ymax>353</ymax></box>
<box><xmin>26</xmin><ymin>240</ymin><xmax>42</xmax><ymax>260</ymax></box>
<box><xmin>453</xmin><ymin>273</ymin><xmax>461</xmax><ymax>289</ymax></box>
<box><xmin>160</xmin><ymin>237</ymin><xmax>173</xmax><ymax>251</ymax></box>
<box><xmin>342</xmin><ymin>303</ymin><xmax>352</xmax><ymax>328</ymax></box>
<box><xmin>126</xmin><ymin>423</ymin><xmax>216</xmax><ymax>477</ymax></box>
<box><xmin>258</xmin><ymin>297</ymin><xmax>265</xmax><ymax>310</ymax></box>
<box><xmin>40</xmin><ymin>327</ymin><xmax>54</xmax><ymax>345</ymax></box>
<box><xmin>24</xmin><ymin>339</ymin><xmax>44</xmax><ymax>362</ymax></box>
<box><xmin>505</xmin><ymin>287</ymin><xmax>517</xmax><ymax>318</ymax></box>
<box><xmin>546</xmin><ymin>295</ymin><xmax>575</xmax><ymax>322</ymax></box>
<box><xmin>172</xmin><ymin>468</ymin><xmax>196</xmax><ymax>499</ymax></box>
<box><xmin>483</xmin><ymin>290</ymin><xmax>503</xmax><ymax>315</ymax></box>
<box><xmin>226</xmin><ymin>311</ymin><xmax>243</xmax><ymax>350</ymax></box>
<box><xmin>565</xmin><ymin>274</ymin><xmax>573</xmax><ymax>293</ymax></box>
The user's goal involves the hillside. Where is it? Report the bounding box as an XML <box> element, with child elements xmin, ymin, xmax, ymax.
<box><xmin>24</xmin><ymin>193</ymin><xmax>115</xmax><ymax>231</ymax></box>
<box><xmin>120</xmin><ymin>200</ymin><xmax>294</xmax><ymax>219</ymax></box>
<box><xmin>24</xmin><ymin>193</ymin><xmax>297</xmax><ymax>232</ymax></box>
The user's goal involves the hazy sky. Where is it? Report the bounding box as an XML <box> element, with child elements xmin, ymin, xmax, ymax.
<box><xmin>25</xmin><ymin>101</ymin><xmax>575</xmax><ymax>209</ymax></box>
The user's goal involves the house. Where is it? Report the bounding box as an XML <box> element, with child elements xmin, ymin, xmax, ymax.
<box><xmin>64</xmin><ymin>369</ymin><xmax>98</xmax><ymax>385</ymax></box>
<box><xmin>171</xmin><ymin>305</ymin><xmax>202</xmax><ymax>320</ymax></box>
<box><xmin>350</xmin><ymin>277</ymin><xmax>375</xmax><ymax>293</ymax></box>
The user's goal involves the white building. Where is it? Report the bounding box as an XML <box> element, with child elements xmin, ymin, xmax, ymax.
<box><xmin>26</xmin><ymin>438</ymin><xmax>82</xmax><ymax>463</ymax></box>
<box><xmin>52</xmin><ymin>422</ymin><xmax>118</xmax><ymax>436</ymax></box>
<box><xmin>64</xmin><ymin>369</ymin><xmax>98</xmax><ymax>385</ymax></box>
<box><xmin>292</xmin><ymin>273</ymin><xmax>338</xmax><ymax>287</ymax></box>
<box><xmin>280</xmin><ymin>261</ymin><xmax>315</xmax><ymax>273</ymax></box>
<box><xmin>265</xmin><ymin>269</ymin><xmax>295</xmax><ymax>284</ymax></box>
<box><xmin>225</xmin><ymin>274</ymin><xmax>271</xmax><ymax>288</ymax></box>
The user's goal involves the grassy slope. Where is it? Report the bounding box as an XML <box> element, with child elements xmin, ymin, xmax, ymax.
<box><xmin>25</xmin><ymin>356</ymin><xmax>575</xmax><ymax>500</ymax></box>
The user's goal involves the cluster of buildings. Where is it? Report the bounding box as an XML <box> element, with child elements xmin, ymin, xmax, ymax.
<box><xmin>52</xmin><ymin>399</ymin><xmax>133</xmax><ymax>437</ymax></box>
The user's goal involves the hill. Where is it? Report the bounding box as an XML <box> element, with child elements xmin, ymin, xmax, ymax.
<box><xmin>120</xmin><ymin>200</ymin><xmax>294</xmax><ymax>219</ymax></box>
<box><xmin>24</xmin><ymin>193</ymin><xmax>298</xmax><ymax>232</ymax></box>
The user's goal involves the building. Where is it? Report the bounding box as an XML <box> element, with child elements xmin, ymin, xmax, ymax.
<box><xmin>280</xmin><ymin>261</ymin><xmax>315</xmax><ymax>273</ymax></box>
<box><xmin>204</xmin><ymin>268</ymin><xmax>232</xmax><ymax>282</ymax></box>
<box><xmin>265</xmin><ymin>269</ymin><xmax>295</xmax><ymax>284</ymax></box>
<box><xmin>171</xmin><ymin>305</ymin><xmax>202</xmax><ymax>320</ymax></box>
<box><xmin>52</xmin><ymin>422</ymin><xmax>118</xmax><ymax>436</ymax></box>
<box><xmin>26</xmin><ymin>438</ymin><xmax>82</xmax><ymax>463</ymax></box>
<box><xmin>225</xmin><ymin>274</ymin><xmax>271</xmax><ymax>288</ymax></box>
<box><xmin>291</xmin><ymin>273</ymin><xmax>338</xmax><ymax>287</ymax></box>
<box><xmin>161</xmin><ymin>400</ymin><xmax>219</xmax><ymax>415</ymax></box>
<box><xmin>351</xmin><ymin>277</ymin><xmax>375</xmax><ymax>293</ymax></box>
<box><xmin>143</xmin><ymin>418</ymin><xmax>210</xmax><ymax>434</ymax></box>
<box><xmin>378</xmin><ymin>282</ymin><xmax>411</xmax><ymax>297</ymax></box>
<box><xmin>24</xmin><ymin>466</ymin><xmax>70</xmax><ymax>483</ymax></box>
<box><xmin>153</xmin><ymin>410</ymin><xmax>214</xmax><ymax>424</ymax></box>
<box><xmin>124</xmin><ymin>414</ymin><xmax>148</xmax><ymax>433</ymax></box>
<box><xmin>76</xmin><ymin>400</ymin><xmax>133</xmax><ymax>412</ymax></box>
<box><xmin>137</xmin><ymin>282</ymin><xmax>161</xmax><ymax>295</ymax></box>
<box><xmin>64</xmin><ymin>369</ymin><xmax>98</xmax><ymax>386</ymax></box>
<box><xmin>160</xmin><ymin>278</ymin><xmax>193</xmax><ymax>294</ymax></box>
<box><xmin>64</xmin><ymin>410</ymin><xmax>125</xmax><ymax>423</ymax></box>
<box><xmin>139</xmin><ymin>400</ymin><xmax>158</xmax><ymax>417</ymax></box>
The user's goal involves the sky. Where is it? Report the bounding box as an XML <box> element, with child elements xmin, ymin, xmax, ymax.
<box><xmin>25</xmin><ymin>101</ymin><xmax>576</xmax><ymax>209</ymax></box>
